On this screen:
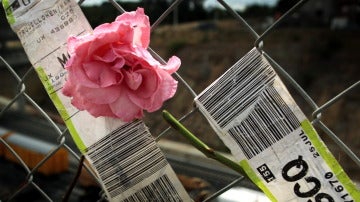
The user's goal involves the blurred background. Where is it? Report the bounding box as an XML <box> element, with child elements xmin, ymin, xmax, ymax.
<box><xmin>0</xmin><ymin>0</ymin><xmax>359</xmax><ymax>201</ymax></box>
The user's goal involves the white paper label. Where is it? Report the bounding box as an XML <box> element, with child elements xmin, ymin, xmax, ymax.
<box><xmin>2</xmin><ymin>0</ymin><xmax>190</xmax><ymax>201</ymax></box>
<box><xmin>195</xmin><ymin>47</ymin><xmax>359</xmax><ymax>201</ymax></box>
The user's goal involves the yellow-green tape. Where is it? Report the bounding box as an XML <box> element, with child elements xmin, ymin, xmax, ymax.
<box><xmin>240</xmin><ymin>160</ymin><xmax>277</xmax><ymax>202</ymax></box>
<box><xmin>2</xmin><ymin>0</ymin><xmax>15</xmax><ymax>25</ymax></box>
<box><xmin>36</xmin><ymin>67</ymin><xmax>87</xmax><ymax>152</ymax></box>
<box><xmin>301</xmin><ymin>120</ymin><xmax>360</xmax><ymax>200</ymax></box>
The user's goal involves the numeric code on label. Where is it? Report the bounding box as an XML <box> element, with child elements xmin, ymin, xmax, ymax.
<box><xmin>257</xmin><ymin>163</ymin><xmax>276</xmax><ymax>183</ymax></box>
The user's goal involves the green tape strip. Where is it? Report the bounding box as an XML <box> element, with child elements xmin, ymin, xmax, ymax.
<box><xmin>240</xmin><ymin>160</ymin><xmax>277</xmax><ymax>202</ymax></box>
<box><xmin>2</xmin><ymin>0</ymin><xmax>15</xmax><ymax>25</ymax></box>
<box><xmin>301</xmin><ymin>120</ymin><xmax>360</xmax><ymax>200</ymax></box>
<box><xmin>36</xmin><ymin>67</ymin><xmax>87</xmax><ymax>152</ymax></box>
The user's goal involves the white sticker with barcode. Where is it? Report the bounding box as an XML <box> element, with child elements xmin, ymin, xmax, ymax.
<box><xmin>195</xmin><ymin>47</ymin><xmax>359</xmax><ymax>201</ymax></box>
<box><xmin>86</xmin><ymin>120</ymin><xmax>188</xmax><ymax>201</ymax></box>
<box><xmin>2</xmin><ymin>0</ymin><xmax>190</xmax><ymax>201</ymax></box>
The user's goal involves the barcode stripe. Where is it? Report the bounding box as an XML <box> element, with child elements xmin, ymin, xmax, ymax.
<box><xmin>96</xmin><ymin>138</ymin><xmax>156</xmax><ymax>173</ymax></box>
<box><xmin>229</xmin><ymin>126</ymin><xmax>256</xmax><ymax>158</ymax></box>
<box><xmin>253</xmin><ymin>103</ymin><xmax>278</xmax><ymax>143</ymax></box>
<box><xmin>87</xmin><ymin>121</ymin><xmax>141</xmax><ymax>153</ymax></box>
<box><xmin>200</xmin><ymin>50</ymin><xmax>258</xmax><ymax>101</ymax></box>
<box><xmin>268</xmin><ymin>86</ymin><xmax>299</xmax><ymax>129</ymax></box>
<box><xmin>204</xmin><ymin>58</ymin><xmax>260</xmax><ymax>112</ymax></box>
<box><xmin>264</xmin><ymin>87</ymin><xmax>297</xmax><ymax>133</ymax></box>
<box><xmin>196</xmin><ymin>48</ymin><xmax>301</xmax><ymax>159</ymax></box>
<box><xmin>244</xmin><ymin>117</ymin><xmax>264</xmax><ymax>153</ymax></box>
<box><xmin>258</xmin><ymin>96</ymin><xmax>285</xmax><ymax>139</ymax></box>
<box><xmin>215</xmin><ymin>68</ymin><xmax>272</xmax><ymax>126</ymax></box>
<box><xmin>227</xmin><ymin>86</ymin><xmax>300</xmax><ymax>159</ymax></box>
<box><xmin>123</xmin><ymin>175</ymin><xmax>182</xmax><ymax>202</ymax></box>
<box><xmin>201</xmin><ymin>52</ymin><xmax>257</xmax><ymax>108</ymax></box>
<box><xmin>101</xmin><ymin>148</ymin><xmax>167</xmax><ymax>192</ymax></box>
<box><xmin>197</xmin><ymin>49</ymin><xmax>277</xmax><ymax>128</ymax></box>
<box><xmin>248</xmin><ymin>114</ymin><xmax>272</xmax><ymax>149</ymax></box>
<box><xmin>86</xmin><ymin>120</ymin><xmax>180</xmax><ymax>198</ymax></box>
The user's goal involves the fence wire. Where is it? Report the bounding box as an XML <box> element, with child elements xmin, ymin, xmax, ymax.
<box><xmin>0</xmin><ymin>0</ymin><xmax>359</xmax><ymax>201</ymax></box>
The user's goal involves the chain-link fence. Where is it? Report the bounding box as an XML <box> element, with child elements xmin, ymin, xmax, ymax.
<box><xmin>0</xmin><ymin>0</ymin><xmax>359</xmax><ymax>201</ymax></box>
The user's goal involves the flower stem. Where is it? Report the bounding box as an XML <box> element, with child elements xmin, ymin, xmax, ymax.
<box><xmin>162</xmin><ymin>110</ymin><xmax>249</xmax><ymax>179</ymax></box>
<box><xmin>63</xmin><ymin>155</ymin><xmax>85</xmax><ymax>202</ymax></box>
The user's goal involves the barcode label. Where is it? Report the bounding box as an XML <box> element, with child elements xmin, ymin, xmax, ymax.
<box><xmin>195</xmin><ymin>47</ymin><xmax>359</xmax><ymax>201</ymax></box>
<box><xmin>196</xmin><ymin>48</ymin><xmax>276</xmax><ymax>128</ymax></box>
<box><xmin>4</xmin><ymin>1</ymin><xmax>191</xmax><ymax>201</ymax></box>
<box><xmin>195</xmin><ymin>48</ymin><xmax>302</xmax><ymax>159</ymax></box>
<box><xmin>228</xmin><ymin>86</ymin><xmax>300</xmax><ymax>159</ymax></box>
<box><xmin>123</xmin><ymin>175</ymin><xmax>183</xmax><ymax>202</ymax></box>
<box><xmin>86</xmin><ymin>121</ymin><xmax>167</xmax><ymax>196</ymax></box>
<box><xmin>86</xmin><ymin>120</ymin><xmax>190</xmax><ymax>201</ymax></box>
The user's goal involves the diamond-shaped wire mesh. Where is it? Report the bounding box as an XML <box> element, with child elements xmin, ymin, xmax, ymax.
<box><xmin>0</xmin><ymin>0</ymin><xmax>359</xmax><ymax>201</ymax></box>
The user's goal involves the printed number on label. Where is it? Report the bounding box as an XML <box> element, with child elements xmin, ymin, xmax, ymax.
<box><xmin>282</xmin><ymin>155</ymin><xmax>334</xmax><ymax>201</ymax></box>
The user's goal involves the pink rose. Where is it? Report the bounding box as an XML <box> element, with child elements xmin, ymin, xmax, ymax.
<box><xmin>62</xmin><ymin>8</ymin><xmax>180</xmax><ymax>122</ymax></box>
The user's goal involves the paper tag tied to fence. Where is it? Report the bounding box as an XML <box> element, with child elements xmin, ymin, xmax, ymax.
<box><xmin>195</xmin><ymin>47</ymin><xmax>360</xmax><ymax>201</ymax></box>
<box><xmin>2</xmin><ymin>0</ymin><xmax>191</xmax><ymax>201</ymax></box>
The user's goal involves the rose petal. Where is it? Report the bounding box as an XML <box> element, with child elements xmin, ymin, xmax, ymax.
<box><xmin>127</xmin><ymin>68</ymin><xmax>161</xmax><ymax>109</ymax></box>
<box><xmin>124</xmin><ymin>70</ymin><xmax>142</xmax><ymax>90</ymax></box>
<box><xmin>92</xmin><ymin>21</ymin><xmax>144</xmax><ymax>53</ymax></box>
<box><xmin>100</xmin><ymin>66</ymin><xmax>123</xmax><ymax>87</ymax></box>
<box><xmin>67</xmin><ymin>35</ymin><xmax>92</xmax><ymax>57</ymax></box>
<box><xmin>111</xmin><ymin>58</ymin><xmax>126</xmax><ymax>73</ymax></box>
<box><xmin>162</xmin><ymin>56</ymin><xmax>181</xmax><ymax>73</ymax></box>
<box><xmin>70</xmin><ymin>93</ymin><xmax>86</xmax><ymax>110</ymax></box>
<box><xmin>83</xmin><ymin>61</ymin><xmax>121</xmax><ymax>87</ymax></box>
<box><xmin>86</xmin><ymin>103</ymin><xmax>115</xmax><ymax>118</ymax></box>
<box><xmin>66</xmin><ymin>62</ymin><xmax>99</xmax><ymax>88</ymax></box>
<box><xmin>112</xmin><ymin>45</ymin><xmax>148</xmax><ymax>67</ymax></box>
<box><xmin>110</xmin><ymin>89</ymin><xmax>143</xmax><ymax>122</ymax></box>
<box><xmin>146</xmin><ymin>69</ymin><xmax>178</xmax><ymax>112</ymax></box>
<box><xmin>157</xmin><ymin>69</ymin><xmax>178</xmax><ymax>100</ymax></box>
<box><xmin>93</xmin><ymin>22</ymin><xmax>118</xmax><ymax>35</ymax></box>
<box><xmin>87</xmin><ymin>34</ymin><xmax>117</xmax><ymax>57</ymax></box>
<box><xmin>132</xmin><ymin>47</ymin><xmax>161</xmax><ymax>67</ymax></box>
<box><xmin>93</xmin><ymin>45</ymin><xmax>117</xmax><ymax>63</ymax></box>
<box><xmin>78</xmin><ymin>85</ymin><xmax>121</xmax><ymax>104</ymax></box>
<box><xmin>133</xmin><ymin>68</ymin><xmax>159</xmax><ymax>98</ymax></box>
<box><xmin>70</xmin><ymin>92</ymin><xmax>115</xmax><ymax>118</ymax></box>
<box><xmin>115</xmin><ymin>8</ymin><xmax>150</xmax><ymax>48</ymax></box>
<box><xmin>82</xmin><ymin>61</ymin><xmax>105</xmax><ymax>81</ymax></box>
<box><xmin>62</xmin><ymin>78</ymin><xmax>75</xmax><ymax>97</ymax></box>
<box><xmin>89</xmin><ymin>25</ymin><xmax>137</xmax><ymax>58</ymax></box>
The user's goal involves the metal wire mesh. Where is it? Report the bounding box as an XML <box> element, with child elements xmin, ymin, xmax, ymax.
<box><xmin>0</xmin><ymin>0</ymin><xmax>359</xmax><ymax>201</ymax></box>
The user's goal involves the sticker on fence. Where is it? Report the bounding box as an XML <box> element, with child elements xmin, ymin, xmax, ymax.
<box><xmin>195</xmin><ymin>47</ymin><xmax>360</xmax><ymax>201</ymax></box>
<box><xmin>2</xmin><ymin>0</ymin><xmax>190</xmax><ymax>201</ymax></box>
<box><xmin>86</xmin><ymin>120</ymin><xmax>188</xmax><ymax>201</ymax></box>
